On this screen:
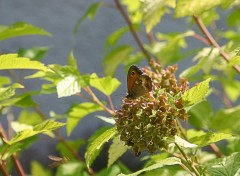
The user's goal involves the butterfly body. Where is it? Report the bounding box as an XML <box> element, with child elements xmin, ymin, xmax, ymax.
<box><xmin>126</xmin><ymin>65</ymin><xmax>152</xmax><ymax>99</ymax></box>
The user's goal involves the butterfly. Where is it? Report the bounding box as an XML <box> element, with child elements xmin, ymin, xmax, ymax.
<box><xmin>126</xmin><ymin>65</ymin><xmax>153</xmax><ymax>99</ymax></box>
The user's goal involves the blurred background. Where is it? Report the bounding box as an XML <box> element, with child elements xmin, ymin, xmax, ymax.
<box><xmin>0</xmin><ymin>0</ymin><xmax>232</xmax><ymax>173</ymax></box>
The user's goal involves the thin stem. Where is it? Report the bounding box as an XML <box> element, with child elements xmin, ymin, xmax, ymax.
<box><xmin>193</xmin><ymin>33</ymin><xmax>210</xmax><ymax>45</ymax></box>
<box><xmin>0</xmin><ymin>123</ymin><xmax>26</xmax><ymax>176</ymax></box>
<box><xmin>84</xmin><ymin>87</ymin><xmax>115</xmax><ymax>115</ymax></box>
<box><xmin>175</xmin><ymin>142</ymin><xmax>200</xmax><ymax>176</ymax></box>
<box><xmin>209</xmin><ymin>143</ymin><xmax>224</xmax><ymax>158</ymax></box>
<box><xmin>193</xmin><ymin>15</ymin><xmax>240</xmax><ymax>73</ymax></box>
<box><xmin>56</xmin><ymin>132</ymin><xmax>95</xmax><ymax>175</ymax></box>
<box><xmin>180</xmin><ymin>163</ymin><xmax>195</xmax><ymax>176</ymax></box>
<box><xmin>107</xmin><ymin>95</ymin><xmax>115</xmax><ymax>111</ymax></box>
<box><xmin>146</xmin><ymin>31</ymin><xmax>155</xmax><ymax>44</ymax></box>
<box><xmin>0</xmin><ymin>161</ymin><xmax>8</xmax><ymax>176</ymax></box>
<box><xmin>114</xmin><ymin>0</ymin><xmax>153</xmax><ymax>63</ymax></box>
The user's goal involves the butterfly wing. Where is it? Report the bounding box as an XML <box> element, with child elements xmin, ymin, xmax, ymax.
<box><xmin>130</xmin><ymin>74</ymin><xmax>152</xmax><ymax>98</ymax></box>
<box><xmin>127</xmin><ymin>65</ymin><xmax>144</xmax><ymax>97</ymax></box>
<box><xmin>127</xmin><ymin>65</ymin><xmax>152</xmax><ymax>99</ymax></box>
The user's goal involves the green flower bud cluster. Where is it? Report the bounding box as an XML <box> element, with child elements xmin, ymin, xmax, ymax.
<box><xmin>114</xmin><ymin>61</ymin><xmax>189</xmax><ymax>156</ymax></box>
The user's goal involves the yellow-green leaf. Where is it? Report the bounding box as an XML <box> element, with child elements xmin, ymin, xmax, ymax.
<box><xmin>0</xmin><ymin>22</ymin><xmax>51</xmax><ymax>41</ymax></box>
<box><xmin>0</xmin><ymin>54</ymin><xmax>48</xmax><ymax>71</ymax></box>
<box><xmin>90</xmin><ymin>74</ymin><xmax>121</xmax><ymax>96</ymax></box>
<box><xmin>108</xmin><ymin>136</ymin><xmax>128</xmax><ymax>167</ymax></box>
<box><xmin>118</xmin><ymin>157</ymin><xmax>181</xmax><ymax>176</ymax></box>
<box><xmin>182</xmin><ymin>78</ymin><xmax>211</xmax><ymax>107</ymax></box>
<box><xmin>85</xmin><ymin>127</ymin><xmax>116</xmax><ymax>168</ymax></box>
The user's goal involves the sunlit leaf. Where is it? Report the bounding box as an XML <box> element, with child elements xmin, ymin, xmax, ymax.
<box><xmin>66</xmin><ymin>102</ymin><xmax>103</xmax><ymax>136</ymax></box>
<box><xmin>95</xmin><ymin>116</ymin><xmax>115</xmax><ymax>125</ymax></box>
<box><xmin>73</xmin><ymin>2</ymin><xmax>102</xmax><ymax>34</ymax></box>
<box><xmin>141</xmin><ymin>0</ymin><xmax>166</xmax><ymax>33</ymax></box>
<box><xmin>118</xmin><ymin>157</ymin><xmax>181</xmax><ymax>176</ymax></box>
<box><xmin>0</xmin><ymin>83</ymin><xmax>23</xmax><ymax>101</ymax></box>
<box><xmin>18</xmin><ymin>110</ymin><xmax>43</xmax><ymax>126</ymax></box>
<box><xmin>0</xmin><ymin>22</ymin><xmax>51</xmax><ymax>41</ymax></box>
<box><xmin>175</xmin><ymin>0</ymin><xmax>234</xmax><ymax>18</ymax></box>
<box><xmin>188</xmin><ymin>130</ymin><xmax>233</xmax><ymax>147</ymax></box>
<box><xmin>0</xmin><ymin>54</ymin><xmax>48</xmax><ymax>71</ymax></box>
<box><xmin>5</xmin><ymin>120</ymin><xmax>65</xmax><ymax>145</ymax></box>
<box><xmin>90</xmin><ymin>74</ymin><xmax>121</xmax><ymax>96</ymax></box>
<box><xmin>182</xmin><ymin>78</ymin><xmax>210</xmax><ymax>107</ymax></box>
<box><xmin>103</xmin><ymin>45</ymin><xmax>133</xmax><ymax>76</ymax></box>
<box><xmin>207</xmin><ymin>152</ymin><xmax>240</xmax><ymax>175</ymax></box>
<box><xmin>0</xmin><ymin>76</ymin><xmax>11</xmax><ymax>87</ymax></box>
<box><xmin>174</xmin><ymin>136</ymin><xmax>198</xmax><ymax>148</ymax></box>
<box><xmin>57</xmin><ymin>75</ymin><xmax>81</xmax><ymax>98</ymax></box>
<box><xmin>108</xmin><ymin>136</ymin><xmax>128</xmax><ymax>167</ymax></box>
<box><xmin>31</xmin><ymin>161</ymin><xmax>52</xmax><ymax>176</ymax></box>
<box><xmin>85</xmin><ymin>127</ymin><xmax>116</xmax><ymax>168</ymax></box>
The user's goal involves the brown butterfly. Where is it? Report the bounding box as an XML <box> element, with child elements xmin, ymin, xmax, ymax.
<box><xmin>126</xmin><ymin>65</ymin><xmax>153</xmax><ymax>99</ymax></box>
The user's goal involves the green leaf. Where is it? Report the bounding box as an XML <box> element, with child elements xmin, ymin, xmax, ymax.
<box><xmin>108</xmin><ymin>136</ymin><xmax>128</xmax><ymax>167</ymax></box>
<box><xmin>0</xmin><ymin>83</ymin><xmax>23</xmax><ymax>101</ymax></box>
<box><xmin>182</xmin><ymin>78</ymin><xmax>210</xmax><ymax>107</ymax></box>
<box><xmin>31</xmin><ymin>161</ymin><xmax>52</xmax><ymax>176</ymax></box>
<box><xmin>222</xmin><ymin>79</ymin><xmax>240</xmax><ymax>102</ymax></box>
<box><xmin>227</xmin><ymin>10</ymin><xmax>240</xmax><ymax>27</ymax></box>
<box><xmin>90</xmin><ymin>74</ymin><xmax>121</xmax><ymax>96</ymax></box>
<box><xmin>103</xmin><ymin>45</ymin><xmax>133</xmax><ymax>76</ymax></box>
<box><xmin>95</xmin><ymin>116</ymin><xmax>115</xmax><ymax>125</ymax></box>
<box><xmin>228</xmin><ymin>56</ymin><xmax>240</xmax><ymax>67</ymax></box>
<box><xmin>57</xmin><ymin>139</ymin><xmax>85</xmax><ymax>160</ymax></box>
<box><xmin>0</xmin><ymin>136</ymin><xmax>37</xmax><ymax>160</ymax></box>
<box><xmin>73</xmin><ymin>2</ymin><xmax>102</xmax><ymax>34</ymax></box>
<box><xmin>57</xmin><ymin>75</ymin><xmax>81</xmax><ymax>98</ymax></box>
<box><xmin>121</xmin><ymin>0</ymin><xmax>142</xmax><ymax>23</ymax></box>
<box><xmin>141</xmin><ymin>0</ymin><xmax>166</xmax><ymax>33</ymax></box>
<box><xmin>0</xmin><ymin>22</ymin><xmax>51</xmax><ymax>41</ymax></box>
<box><xmin>68</xmin><ymin>51</ymin><xmax>78</xmax><ymax>70</ymax></box>
<box><xmin>105</xmin><ymin>27</ymin><xmax>129</xmax><ymax>48</ymax></box>
<box><xmin>14</xmin><ymin>94</ymin><xmax>37</xmax><ymax>108</ymax></box>
<box><xmin>188</xmin><ymin>130</ymin><xmax>233</xmax><ymax>147</ymax></box>
<box><xmin>0</xmin><ymin>76</ymin><xmax>11</xmax><ymax>87</ymax></box>
<box><xmin>0</xmin><ymin>54</ymin><xmax>48</xmax><ymax>71</ymax></box>
<box><xmin>18</xmin><ymin>46</ymin><xmax>50</xmax><ymax>61</ymax></box>
<box><xmin>188</xmin><ymin>101</ymin><xmax>213</xmax><ymax>129</ymax></box>
<box><xmin>56</xmin><ymin>162</ymin><xmax>88</xmax><ymax>176</ymax></box>
<box><xmin>85</xmin><ymin>127</ymin><xmax>116</xmax><ymax>168</ymax></box>
<box><xmin>151</xmin><ymin>31</ymin><xmax>194</xmax><ymax>65</ymax></box>
<box><xmin>174</xmin><ymin>136</ymin><xmax>198</xmax><ymax>148</ymax></box>
<box><xmin>5</xmin><ymin>120</ymin><xmax>65</xmax><ymax>145</ymax></box>
<box><xmin>0</xmin><ymin>93</ymin><xmax>37</xmax><ymax>108</ymax></box>
<box><xmin>118</xmin><ymin>157</ymin><xmax>181</xmax><ymax>176</ymax></box>
<box><xmin>210</xmin><ymin>105</ymin><xmax>240</xmax><ymax>132</ymax></box>
<box><xmin>207</xmin><ymin>152</ymin><xmax>240</xmax><ymax>176</ymax></box>
<box><xmin>18</xmin><ymin>110</ymin><xmax>43</xmax><ymax>126</ymax></box>
<box><xmin>67</xmin><ymin>102</ymin><xmax>103</xmax><ymax>136</ymax></box>
<box><xmin>175</xmin><ymin>0</ymin><xmax>233</xmax><ymax>18</ymax></box>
